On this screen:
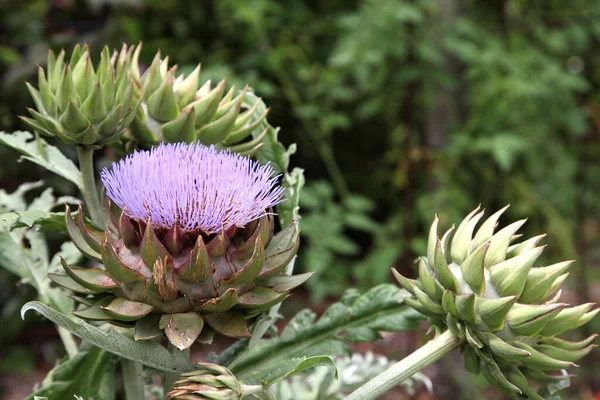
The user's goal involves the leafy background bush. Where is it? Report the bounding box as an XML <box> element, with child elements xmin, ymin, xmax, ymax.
<box><xmin>1</xmin><ymin>0</ymin><xmax>599</xmax><ymax>398</ymax></box>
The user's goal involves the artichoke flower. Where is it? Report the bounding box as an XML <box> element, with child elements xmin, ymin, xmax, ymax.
<box><xmin>113</xmin><ymin>44</ymin><xmax>269</xmax><ymax>154</ymax></box>
<box><xmin>49</xmin><ymin>143</ymin><xmax>305</xmax><ymax>349</ymax></box>
<box><xmin>21</xmin><ymin>44</ymin><xmax>138</xmax><ymax>146</ymax></box>
<box><xmin>168</xmin><ymin>363</ymin><xmax>249</xmax><ymax>400</ymax></box>
<box><xmin>393</xmin><ymin>206</ymin><xmax>598</xmax><ymax>399</ymax></box>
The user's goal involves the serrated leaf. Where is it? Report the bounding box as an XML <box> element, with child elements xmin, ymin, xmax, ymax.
<box><xmin>26</xmin><ymin>343</ymin><xmax>115</xmax><ymax>400</ymax></box>
<box><xmin>227</xmin><ymin>284</ymin><xmax>421</xmax><ymax>382</ymax></box>
<box><xmin>0</xmin><ymin>210</ymin><xmax>73</xmax><ymax>231</ymax></box>
<box><xmin>0</xmin><ymin>131</ymin><xmax>82</xmax><ymax>189</ymax></box>
<box><xmin>243</xmin><ymin>92</ymin><xmax>293</xmax><ymax>174</ymax></box>
<box><xmin>21</xmin><ymin>302</ymin><xmax>195</xmax><ymax>373</ymax></box>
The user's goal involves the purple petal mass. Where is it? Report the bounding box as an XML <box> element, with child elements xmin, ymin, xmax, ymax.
<box><xmin>100</xmin><ymin>143</ymin><xmax>284</xmax><ymax>233</ymax></box>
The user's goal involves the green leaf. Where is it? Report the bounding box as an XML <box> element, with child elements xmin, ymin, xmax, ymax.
<box><xmin>226</xmin><ymin>284</ymin><xmax>421</xmax><ymax>382</ymax></box>
<box><xmin>21</xmin><ymin>302</ymin><xmax>196</xmax><ymax>374</ymax></box>
<box><xmin>242</xmin><ymin>92</ymin><xmax>294</xmax><ymax>174</ymax></box>
<box><xmin>0</xmin><ymin>228</ymin><xmax>74</xmax><ymax>315</ymax></box>
<box><xmin>0</xmin><ymin>210</ymin><xmax>69</xmax><ymax>230</ymax></box>
<box><xmin>0</xmin><ymin>181</ymin><xmax>44</xmax><ymax>212</ymax></box>
<box><xmin>261</xmin><ymin>356</ymin><xmax>337</xmax><ymax>386</ymax></box>
<box><xmin>26</xmin><ymin>343</ymin><xmax>115</xmax><ymax>400</ymax></box>
<box><xmin>278</xmin><ymin>168</ymin><xmax>305</xmax><ymax>228</ymax></box>
<box><xmin>0</xmin><ymin>131</ymin><xmax>82</xmax><ymax>189</ymax></box>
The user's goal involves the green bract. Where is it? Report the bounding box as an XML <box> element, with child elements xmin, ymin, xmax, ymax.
<box><xmin>394</xmin><ymin>206</ymin><xmax>598</xmax><ymax>399</ymax></box>
<box><xmin>113</xmin><ymin>43</ymin><xmax>269</xmax><ymax>154</ymax></box>
<box><xmin>49</xmin><ymin>204</ymin><xmax>304</xmax><ymax>350</ymax></box>
<box><xmin>21</xmin><ymin>44</ymin><xmax>139</xmax><ymax>146</ymax></box>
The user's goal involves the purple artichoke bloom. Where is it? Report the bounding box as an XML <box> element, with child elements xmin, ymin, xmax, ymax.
<box><xmin>58</xmin><ymin>142</ymin><xmax>304</xmax><ymax>349</ymax></box>
<box><xmin>100</xmin><ymin>143</ymin><xmax>284</xmax><ymax>234</ymax></box>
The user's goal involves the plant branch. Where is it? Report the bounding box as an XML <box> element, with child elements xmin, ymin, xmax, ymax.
<box><xmin>121</xmin><ymin>359</ymin><xmax>145</xmax><ymax>400</ymax></box>
<box><xmin>346</xmin><ymin>330</ymin><xmax>461</xmax><ymax>400</ymax></box>
<box><xmin>76</xmin><ymin>146</ymin><xmax>105</xmax><ymax>229</ymax></box>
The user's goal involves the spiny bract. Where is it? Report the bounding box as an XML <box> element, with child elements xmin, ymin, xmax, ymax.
<box><xmin>21</xmin><ymin>44</ymin><xmax>138</xmax><ymax>146</ymax></box>
<box><xmin>168</xmin><ymin>363</ymin><xmax>244</xmax><ymax>400</ymax></box>
<box><xmin>113</xmin><ymin>43</ymin><xmax>270</xmax><ymax>154</ymax></box>
<box><xmin>394</xmin><ymin>206</ymin><xmax>598</xmax><ymax>399</ymax></box>
<box><xmin>49</xmin><ymin>143</ymin><xmax>306</xmax><ymax>349</ymax></box>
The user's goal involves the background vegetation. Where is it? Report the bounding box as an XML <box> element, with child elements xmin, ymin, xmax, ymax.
<box><xmin>1</xmin><ymin>0</ymin><xmax>599</xmax><ymax>398</ymax></box>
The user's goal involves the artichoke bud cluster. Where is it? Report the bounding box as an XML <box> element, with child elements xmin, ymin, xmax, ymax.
<box><xmin>49</xmin><ymin>204</ymin><xmax>304</xmax><ymax>350</ymax></box>
<box><xmin>394</xmin><ymin>206</ymin><xmax>598</xmax><ymax>399</ymax></box>
<box><xmin>114</xmin><ymin>44</ymin><xmax>269</xmax><ymax>154</ymax></box>
<box><xmin>168</xmin><ymin>363</ymin><xmax>245</xmax><ymax>400</ymax></box>
<box><xmin>21</xmin><ymin>44</ymin><xmax>138</xmax><ymax>146</ymax></box>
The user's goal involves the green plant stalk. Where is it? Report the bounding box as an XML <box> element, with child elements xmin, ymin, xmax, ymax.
<box><xmin>164</xmin><ymin>344</ymin><xmax>190</xmax><ymax>394</ymax></box>
<box><xmin>76</xmin><ymin>146</ymin><xmax>105</xmax><ymax>229</ymax></box>
<box><xmin>346</xmin><ymin>330</ymin><xmax>461</xmax><ymax>400</ymax></box>
<box><xmin>121</xmin><ymin>359</ymin><xmax>145</xmax><ymax>400</ymax></box>
<box><xmin>242</xmin><ymin>384</ymin><xmax>274</xmax><ymax>399</ymax></box>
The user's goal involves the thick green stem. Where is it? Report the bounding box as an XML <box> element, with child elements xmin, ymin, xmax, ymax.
<box><xmin>76</xmin><ymin>146</ymin><xmax>105</xmax><ymax>229</ymax></box>
<box><xmin>242</xmin><ymin>384</ymin><xmax>269</xmax><ymax>396</ymax></box>
<box><xmin>121</xmin><ymin>359</ymin><xmax>145</xmax><ymax>400</ymax></box>
<box><xmin>164</xmin><ymin>344</ymin><xmax>190</xmax><ymax>394</ymax></box>
<box><xmin>346</xmin><ymin>330</ymin><xmax>461</xmax><ymax>400</ymax></box>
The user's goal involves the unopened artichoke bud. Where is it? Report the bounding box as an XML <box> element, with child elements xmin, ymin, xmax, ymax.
<box><xmin>113</xmin><ymin>43</ymin><xmax>269</xmax><ymax>155</ymax></box>
<box><xmin>20</xmin><ymin>44</ymin><xmax>139</xmax><ymax>146</ymax></box>
<box><xmin>393</xmin><ymin>206</ymin><xmax>598</xmax><ymax>399</ymax></box>
<box><xmin>49</xmin><ymin>143</ymin><xmax>305</xmax><ymax>349</ymax></box>
<box><xmin>168</xmin><ymin>363</ymin><xmax>245</xmax><ymax>400</ymax></box>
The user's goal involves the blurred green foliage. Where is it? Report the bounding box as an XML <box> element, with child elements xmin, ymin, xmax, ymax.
<box><xmin>2</xmin><ymin>0</ymin><xmax>600</xmax><ymax>397</ymax></box>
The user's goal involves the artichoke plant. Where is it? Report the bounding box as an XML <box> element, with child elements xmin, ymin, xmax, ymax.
<box><xmin>393</xmin><ymin>206</ymin><xmax>598</xmax><ymax>399</ymax></box>
<box><xmin>21</xmin><ymin>44</ymin><xmax>138</xmax><ymax>146</ymax></box>
<box><xmin>112</xmin><ymin>43</ymin><xmax>269</xmax><ymax>154</ymax></box>
<box><xmin>48</xmin><ymin>143</ymin><xmax>305</xmax><ymax>349</ymax></box>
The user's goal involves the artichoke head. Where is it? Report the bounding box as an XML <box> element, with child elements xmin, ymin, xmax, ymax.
<box><xmin>394</xmin><ymin>206</ymin><xmax>598</xmax><ymax>399</ymax></box>
<box><xmin>21</xmin><ymin>44</ymin><xmax>139</xmax><ymax>146</ymax></box>
<box><xmin>114</xmin><ymin>43</ymin><xmax>269</xmax><ymax>154</ymax></box>
<box><xmin>50</xmin><ymin>204</ymin><xmax>304</xmax><ymax>350</ymax></box>
<box><xmin>168</xmin><ymin>362</ymin><xmax>245</xmax><ymax>400</ymax></box>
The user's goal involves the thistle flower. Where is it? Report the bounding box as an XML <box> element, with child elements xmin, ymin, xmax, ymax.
<box><xmin>21</xmin><ymin>44</ymin><xmax>138</xmax><ymax>146</ymax></box>
<box><xmin>113</xmin><ymin>43</ymin><xmax>269</xmax><ymax>154</ymax></box>
<box><xmin>100</xmin><ymin>143</ymin><xmax>283</xmax><ymax>234</ymax></box>
<box><xmin>393</xmin><ymin>206</ymin><xmax>598</xmax><ymax>399</ymax></box>
<box><xmin>50</xmin><ymin>143</ymin><xmax>306</xmax><ymax>349</ymax></box>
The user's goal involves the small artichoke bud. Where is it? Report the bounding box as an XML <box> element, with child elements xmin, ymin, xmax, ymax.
<box><xmin>49</xmin><ymin>143</ymin><xmax>306</xmax><ymax>350</ymax></box>
<box><xmin>394</xmin><ymin>206</ymin><xmax>598</xmax><ymax>398</ymax></box>
<box><xmin>168</xmin><ymin>363</ymin><xmax>246</xmax><ymax>399</ymax></box>
<box><xmin>20</xmin><ymin>44</ymin><xmax>139</xmax><ymax>146</ymax></box>
<box><xmin>115</xmin><ymin>43</ymin><xmax>269</xmax><ymax>155</ymax></box>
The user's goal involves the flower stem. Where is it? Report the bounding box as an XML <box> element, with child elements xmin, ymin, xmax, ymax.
<box><xmin>242</xmin><ymin>384</ymin><xmax>273</xmax><ymax>399</ymax></box>
<box><xmin>76</xmin><ymin>146</ymin><xmax>105</xmax><ymax>229</ymax></box>
<box><xmin>164</xmin><ymin>343</ymin><xmax>190</xmax><ymax>394</ymax></box>
<box><xmin>346</xmin><ymin>330</ymin><xmax>461</xmax><ymax>400</ymax></box>
<box><xmin>121</xmin><ymin>359</ymin><xmax>145</xmax><ymax>400</ymax></box>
